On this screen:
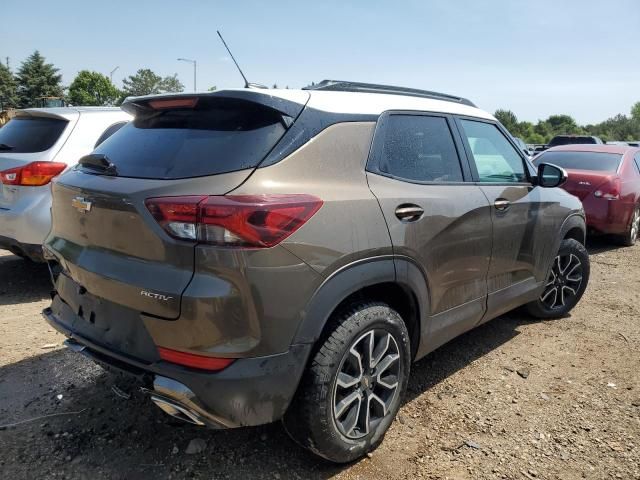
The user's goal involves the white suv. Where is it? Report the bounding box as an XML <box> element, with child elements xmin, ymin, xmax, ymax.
<box><xmin>0</xmin><ymin>107</ymin><xmax>131</xmax><ymax>260</ymax></box>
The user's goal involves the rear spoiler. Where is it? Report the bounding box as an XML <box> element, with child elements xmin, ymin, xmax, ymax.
<box><xmin>121</xmin><ymin>90</ymin><xmax>310</xmax><ymax>119</ymax></box>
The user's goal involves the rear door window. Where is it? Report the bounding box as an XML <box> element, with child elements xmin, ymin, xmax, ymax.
<box><xmin>459</xmin><ymin>119</ymin><xmax>528</xmax><ymax>183</ymax></box>
<box><xmin>92</xmin><ymin>98</ymin><xmax>288</xmax><ymax>179</ymax></box>
<box><xmin>0</xmin><ymin>117</ymin><xmax>68</xmax><ymax>153</ymax></box>
<box><xmin>376</xmin><ymin>114</ymin><xmax>464</xmax><ymax>183</ymax></box>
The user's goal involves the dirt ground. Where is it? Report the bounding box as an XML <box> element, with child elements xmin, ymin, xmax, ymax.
<box><xmin>0</xmin><ymin>241</ymin><xmax>639</xmax><ymax>480</ymax></box>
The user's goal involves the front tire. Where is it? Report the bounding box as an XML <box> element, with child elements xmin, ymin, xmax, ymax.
<box><xmin>283</xmin><ymin>302</ymin><xmax>410</xmax><ymax>463</ymax></box>
<box><xmin>526</xmin><ymin>238</ymin><xmax>589</xmax><ymax>319</ymax></box>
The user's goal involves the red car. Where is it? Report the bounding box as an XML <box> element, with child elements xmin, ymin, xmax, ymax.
<box><xmin>534</xmin><ymin>144</ymin><xmax>640</xmax><ymax>245</ymax></box>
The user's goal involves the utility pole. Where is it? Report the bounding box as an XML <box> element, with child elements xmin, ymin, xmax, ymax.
<box><xmin>110</xmin><ymin>66</ymin><xmax>119</xmax><ymax>83</ymax></box>
<box><xmin>177</xmin><ymin>58</ymin><xmax>197</xmax><ymax>92</ymax></box>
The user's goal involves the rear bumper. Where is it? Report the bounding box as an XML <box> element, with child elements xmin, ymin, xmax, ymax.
<box><xmin>0</xmin><ymin>185</ymin><xmax>52</xmax><ymax>247</ymax></box>
<box><xmin>582</xmin><ymin>197</ymin><xmax>633</xmax><ymax>235</ymax></box>
<box><xmin>0</xmin><ymin>234</ymin><xmax>44</xmax><ymax>261</ymax></box>
<box><xmin>42</xmin><ymin>300</ymin><xmax>311</xmax><ymax>428</ymax></box>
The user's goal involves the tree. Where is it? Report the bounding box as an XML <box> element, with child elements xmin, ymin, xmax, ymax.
<box><xmin>160</xmin><ymin>74</ymin><xmax>184</xmax><ymax>93</ymax></box>
<box><xmin>120</xmin><ymin>69</ymin><xmax>184</xmax><ymax>102</ymax></box>
<box><xmin>494</xmin><ymin>109</ymin><xmax>519</xmax><ymax>134</ymax></box>
<box><xmin>0</xmin><ymin>62</ymin><xmax>18</xmax><ymax>109</ymax></box>
<box><xmin>208</xmin><ymin>86</ymin><xmax>217</xmax><ymax>91</ymax></box>
<box><xmin>15</xmin><ymin>51</ymin><xmax>63</xmax><ymax>108</ymax></box>
<box><xmin>631</xmin><ymin>102</ymin><xmax>640</xmax><ymax>122</ymax></box>
<box><xmin>68</xmin><ymin>70</ymin><xmax>119</xmax><ymax>106</ymax></box>
<box><xmin>121</xmin><ymin>69</ymin><xmax>164</xmax><ymax>97</ymax></box>
<box><xmin>545</xmin><ymin>114</ymin><xmax>583</xmax><ymax>136</ymax></box>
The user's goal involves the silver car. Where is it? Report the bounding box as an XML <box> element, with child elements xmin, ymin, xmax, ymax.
<box><xmin>0</xmin><ymin>107</ymin><xmax>131</xmax><ymax>260</ymax></box>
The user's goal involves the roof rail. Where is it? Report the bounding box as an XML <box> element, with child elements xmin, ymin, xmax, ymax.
<box><xmin>303</xmin><ymin>80</ymin><xmax>476</xmax><ymax>107</ymax></box>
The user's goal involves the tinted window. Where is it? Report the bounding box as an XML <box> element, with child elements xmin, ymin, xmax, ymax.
<box><xmin>459</xmin><ymin>119</ymin><xmax>527</xmax><ymax>183</ymax></box>
<box><xmin>94</xmin><ymin>121</ymin><xmax>127</xmax><ymax>148</ymax></box>
<box><xmin>92</xmin><ymin>98</ymin><xmax>287</xmax><ymax>179</ymax></box>
<box><xmin>378</xmin><ymin>115</ymin><xmax>463</xmax><ymax>182</ymax></box>
<box><xmin>535</xmin><ymin>151</ymin><xmax>622</xmax><ymax>172</ymax></box>
<box><xmin>0</xmin><ymin>117</ymin><xmax>68</xmax><ymax>153</ymax></box>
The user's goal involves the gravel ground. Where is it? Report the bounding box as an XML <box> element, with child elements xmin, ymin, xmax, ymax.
<box><xmin>0</xmin><ymin>241</ymin><xmax>639</xmax><ymax>480</ymax></box>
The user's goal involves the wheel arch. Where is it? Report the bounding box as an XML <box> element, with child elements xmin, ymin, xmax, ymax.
<box><xmin>543</xmin><ymin>213</ymin><xmax>587</xmax><ymax>282</ymax></box>
<box><xmin>293</xmin><ymin>257</ymin><xmax>429</xmax><ymax>360</ymax></box>
<box><xmin>562</xmin><ymin>215</ymin><xmax>586</xmax><ymax>245</ymax></box>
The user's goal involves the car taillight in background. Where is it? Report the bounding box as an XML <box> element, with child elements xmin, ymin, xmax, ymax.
<box><xmin>0</xmin><ymin>161</ymin><xmax>67</xmax><ymax>186</ymax></box>
<box><xmin>145</xmin><ymin>194</ymin><xmax>323</xmax><ymax>248</ymax></box>
<box><xmin>594</xmin><ymin>177</ymin><xmax>621</xmax><ymax>200</ymax></box>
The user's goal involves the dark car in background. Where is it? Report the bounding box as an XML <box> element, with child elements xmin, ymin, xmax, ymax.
<box><xmin>548</xmin><ymin>135</ymin><xmax>603</xmax><ymax>147</ymax></box>
<box><xmin>534</xmin><ymin>144</ymin><xmax>640</xmax><ymax>245</ymax></box>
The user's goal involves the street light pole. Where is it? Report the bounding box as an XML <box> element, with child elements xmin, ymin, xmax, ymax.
<box><xmin>177</xmin><ymin>58</ymin><xmax>197</xmax><ymax>92</ymax></box>
<box><xmin>110</xmin><ymin>66</ymin><xmax>119</xmax><ymax>83</ymax></box>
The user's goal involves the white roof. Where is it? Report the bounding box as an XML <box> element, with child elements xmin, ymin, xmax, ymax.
<box><xmin>16</xmin><ymin>107</ymin><xmax>130</xmax><ymax>121</ymax></box>
<box><xmin>226</xmin><ymin>87</ymin><xmax>495</xmax><ymax>120</ymax></box>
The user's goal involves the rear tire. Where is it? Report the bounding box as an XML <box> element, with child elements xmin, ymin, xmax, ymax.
<box><xmin>617</xmin><ymin>206</ymin><xmax>639</xmax><ymax>246</ymax></box>
<box><xmin>283</xmin><ymin>301</ymin><xmax>410</xmax><ymax>463</ymax></box>
<box><xmin>526</xmin><ymin>238</ymin><xmax>589</xmax><ymax>319</ymax></box>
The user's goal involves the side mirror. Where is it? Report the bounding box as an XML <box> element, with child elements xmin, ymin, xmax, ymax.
<box><xmin>537</xmin><ymin>162</ymin><xmax>567</xmax><ymax>188</ymax></box>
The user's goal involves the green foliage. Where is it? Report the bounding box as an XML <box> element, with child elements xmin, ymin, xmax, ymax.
<box><xmin>120</xmin><ymin>69</ymin><xmax>185</xmax><ymax>103</ymax></box>
<box><xmin>0</xmin><ymin>62</ymin><xmax>19</xmax><ymax>108</ymax></box>
<box><xmin>208</xmin><ymin>86</ymin><xmax>217</xmax><ymax>91</ymax></box>
<box><xmin>494</xmin><ymin>106</ymin><xmax>640</xmax><ymax>144</ymax></box>
<box><xmin>494</xmin><ymin>109</ymin><xmax>518</xmax><ymax>133</ymax></box>
<box><xmin>68</xmin><ymin>70</ymin><xmax>119</xmax><ymax>106</ymax></box>
<box><xmin>15</xmin><ymin>51</ymin><xmax>63</xmax><ymax>108</ymax></box>
<box><xmin>631</xmin><ymin>102</ymin><xmax>640</xmax><ymax>121</ymax></box>
<box><xmin>160</xmin><ymin>74</ymin><xmax>184</xmax><ymax>94</ymax></box>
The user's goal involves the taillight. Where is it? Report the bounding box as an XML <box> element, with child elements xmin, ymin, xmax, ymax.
<box><xmin>0</xmin><ymin>161</ymin><xmax>67</xmax><ymax>186</ymax></box>
<box><xmin>145</xmin><ymin>194</ymin><xmax>323</xmax><ymax>248</ymax></box>
<box><xmin>594</xmin><ymin>178</ymin><xmax>621</xmax><ymax>200</ymax></box>
<box><xmin>158</xmin><ymin>347</ymin><xmax>234</xmax><ymax>371</ymax></box>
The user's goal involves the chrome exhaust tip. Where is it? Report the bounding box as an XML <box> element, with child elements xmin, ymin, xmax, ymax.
<box><xmin>150</xmin><ymin>395</ymin><xmax>205</xmax><ymax>426</ymax></box>
<box><xmin>143</xmin><ymin>375</ymin><xmax>232</xmax><ymax>429</ymax></box>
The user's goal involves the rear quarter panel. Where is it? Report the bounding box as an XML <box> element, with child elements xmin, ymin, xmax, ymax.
<box><xmin>232</xmin><ymin>122</ymin><xmax>391</xmax><ymax>275</ymax></box>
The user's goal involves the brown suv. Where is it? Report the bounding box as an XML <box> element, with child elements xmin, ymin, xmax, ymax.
<box><xmin>42</xmin><ymin>80</ymin><xmax>590</xmax><ymax>462</ymax></box>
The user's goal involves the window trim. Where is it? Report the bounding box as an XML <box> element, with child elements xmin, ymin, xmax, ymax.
<box><xmin>452</xmin><ymin>115</ymin><xmax>533</xmax><ymax>186</ymax></box>
<box><xmin>365</xmin><ymin>110</ymin><xmax>472</xmax><ymax>185</ymax></box>
<box><xmin>94</xmin><ymin>121</ymin><xmax>128</xmax><ymax>148</ymax></box>
<box><xmin>633</xmin><ymin>153</ymin><xmax>640</xmax><ymax>176</ymax></box>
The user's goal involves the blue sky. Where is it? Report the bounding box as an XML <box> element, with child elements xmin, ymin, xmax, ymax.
<box><xmin>2</xmin><ymin>0</ymin><xmax>639</xmax><ymax>124</ymax></box>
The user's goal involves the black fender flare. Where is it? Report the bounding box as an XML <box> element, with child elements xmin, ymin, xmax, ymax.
<box><xmin>559</xmin><ymin>213</ymin><xmax>587</xmax><ymax>245</ymax></box>
<box><xmin>543</xmin><ymin>213</ymin><xmax>587</xmax><ymax>281</ymax></box>
<box><xmin>292</xmin><ymin>256</ymin><xmax>430</xmax><ymax>351</ymax></box>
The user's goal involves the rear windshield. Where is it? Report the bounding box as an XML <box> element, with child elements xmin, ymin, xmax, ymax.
<box><xmin>92</xmin><ymin>98</ymin><xmax>288</xmax><ymax>179</ymax></box>
<box><xmin>548</xmin><ymin>136</ymin><xmax>597</xmax><ymax>147</ymax></box>
<box><xmin>0</xmin><ymin>117</ymin><xmax>68</xmax><ymax>153</ymax></box>
<box><xmin>535</xmin><ymin>151</ymin><xmax>622</xmax><ymax>172</ymax></box>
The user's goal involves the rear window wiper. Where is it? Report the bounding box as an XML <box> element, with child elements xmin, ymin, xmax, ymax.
<box><xmin>0</xmin><ymin>143</ymin><xmax>14</xmax><ymax>151</ymax></box>
<box><xmin>78</xmin><ymin>153</ymin><xmax>118</xmax><ymax>176</ymax></box>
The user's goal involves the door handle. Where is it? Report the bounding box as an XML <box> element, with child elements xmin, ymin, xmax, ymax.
<box><xmin>395</xmin><ymin>205</ymin><xmax>424</xmax><ymax>222</ymax></box>
<box><xmin>494</xmin><ymin>199</ymin><xmax>511</xmax><ymax>211</ymax></box>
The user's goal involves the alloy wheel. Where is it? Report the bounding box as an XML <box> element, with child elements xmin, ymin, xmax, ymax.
<box><xmin>332</xmin><ymin>329</ymin><xmax>401</xmax><ymax>439</ymax></box>
<box><xmin>540</xmin><ymin>253</ymin><xmax>583</xmax><ymax>310</ymax></box>
<box><xmin>631</xmin><ymin>209</ymin><xmax>639</xmax><ymax>242</ymax></box>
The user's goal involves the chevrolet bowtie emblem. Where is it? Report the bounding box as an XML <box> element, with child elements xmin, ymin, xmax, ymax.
<box><xmin>71</xmin><ymin>197</ymin><xmax>92</xmax><ymax>213</ymax></box>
